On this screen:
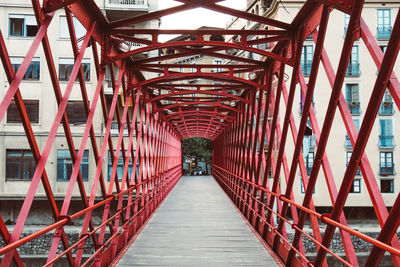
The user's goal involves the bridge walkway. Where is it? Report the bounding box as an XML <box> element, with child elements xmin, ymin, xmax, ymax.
<box><xmin>116</xmin><ymin>175</ymin><xmax>281</xmax><ymax>266</ymax></box>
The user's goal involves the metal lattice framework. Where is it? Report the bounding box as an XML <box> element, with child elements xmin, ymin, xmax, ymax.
<box><xmin>0</xmin><ymin>0</ymin><xmax>399</xmax><ymax>266</ymax></box>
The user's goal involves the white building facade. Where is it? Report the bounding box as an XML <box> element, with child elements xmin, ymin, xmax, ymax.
<box><xmin>0</xmin><ymin>0</ymin><xmax>159</xmax><ymax>222</ymax></box>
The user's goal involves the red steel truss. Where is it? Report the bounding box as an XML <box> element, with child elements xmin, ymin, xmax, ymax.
<box><xmin>0</xmin><ymin>0</ymin><xmax>399</xmax><ymax>266</ymax></box>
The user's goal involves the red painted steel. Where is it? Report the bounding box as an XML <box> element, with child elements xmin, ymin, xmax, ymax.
<box><xmin>0</xmin><ymin>0</ymin><xmax>399</xmax><ymax>266</ymax></box>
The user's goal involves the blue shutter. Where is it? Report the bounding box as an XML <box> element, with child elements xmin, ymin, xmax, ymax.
<box><xmin>380</xmin><ymin>119</ymin><xmax>386</xmax><ymax>136</ymax></box>
<box><xmin>354</xmin><ymin>118</ymin><xmax>360</xmax><ymax>131</ymax></box>
<box><xmin>345</xmin><ymin>85</ymin><xmax>351</xmax><ymax>103</ymax></box>
<box><xmin>386</xmin><ymin>119</ymin><xmax>393</xmax><ymax>136</ymax></box>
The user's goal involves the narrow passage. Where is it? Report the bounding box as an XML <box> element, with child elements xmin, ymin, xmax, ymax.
<box><xmin>117</xmin><ymin>175</ymin><xmax>279</xmax><ymax>266</ymax></box>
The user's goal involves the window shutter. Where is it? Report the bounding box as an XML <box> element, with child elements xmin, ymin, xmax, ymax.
<box><xmin>352</xmin><ymin>85</ymin><xmax>359</xmax><ymax>102</ymax></box>
<box><xmin>379</xmin><ymin>119</ymin><xmax>385</xmax><ymax>136</ymax></box>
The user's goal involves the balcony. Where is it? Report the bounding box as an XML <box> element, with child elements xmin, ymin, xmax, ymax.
<box><xmin>306</xmin><ymin>166</ymin><xmax>312</xmax><ymax>176</ymax></box>
<box><xmin>110</xmin><ymin>121</ymin><xmax>129</xmax><ymax>136</ymax></box>
<box><xmin>301</xmin><ymin>61</ymin><xmax>312</xmax><ymax>76</ymax></box>
<box><xmin>105</xmin><ymin>0</ymin><xmax>148</xmax><ymax>10</ymax></box>
<box><xmin>305</xmin><ymin>135</ymin><xmax>316</xmax><ymax>148</ymax></box>
<box><xmin>377</xmin><ymin>26</ymin><xmax>392</xmax><ymax>40</ymax></box>
<box><xmin>346</xmin><ymin>63</ymin><xmax>360</xmax><ymax>77</ymax></box>
<box><xmin>348</xmin><ymin>102</ymin><xmax>361</xmax><ymax>115</ymax></box>
<box><xmin>379</xmin><ymin>102</ymin><xmax>394</xmax><ymax>115</ymax></box>
<box><xmin>103</xmin><ymin>79</ymin><xmax>114</xmax><ymax>94</ymax></box>
<box><xmin>380</xmin><ymin>163</ymin><xmax>395</xmax><ymax>176</ymax></box>
<box><xmin>379</xmin><ymin>135</ymin><xmax>395</xmax><ymax>148</ymax></box>
<box><xmin>345</xmin><ymin>135</ymin><xmax>352</xmax><ymax>148</ymax></box>
<box><xmin>105</xmin><ymin>0</ymin><xmax>149</xmax><ymax>21</ymax></box>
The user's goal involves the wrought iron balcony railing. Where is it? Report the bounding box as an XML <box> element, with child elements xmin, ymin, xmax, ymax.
<box><xmin>345</xmin><ymin>135</ymin><xmax>352</xmax><ymax>148</ymax></box>
<box><xmin>380</xmin><ymin>163</ymin><xmax>395</xmax><ymax>176</ymax></box>
<box><xmin>379</xmin><ymin>135</ymin><xmax>395</xmax><ymax>148</ymax></box>
<box><xmin>377</xmin><ymin>26</ymin><xmax>392</xmax><ymax>40</ymax></box>
<box><xmin>348</xmin><ymin>102</ymin><xmax>361</xmax><ymax>115</ymax></box>
<box><xmin>346</xmin><ymin>63</ymin><xmax>360</xmax><ymax>76</ymax></box>
<box><xmin>301</xmin><ymin>61</ymin><xmax>312</xmax><ymax>76</ymax></box>
<box><xmin>105</xmin><ymin>0</ymin><xmax>148</xmax><ymax>10</ymax></box>
<box><xmin>379</xmin><ymin>102</ymin><xmax>394</xmax><ymax>115</ymax></box>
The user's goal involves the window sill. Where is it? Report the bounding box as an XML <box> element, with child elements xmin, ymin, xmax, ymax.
<box><xmin>7</xmin><ymin>36</ymin><xmax>36</xmax><ymax>40</ymax></box>
<box><xmin>57</xmin><ymin>180</ymin><xmax>89</xmax><ymax>182</ymax></box>
<box><xmin>16</xmin><ymin>80</ymin><xmax>42</xmax><ymax>83</ymax></box>
<box><xmin>59</xmin><ymin>81</ymin><xmax>92</xmax><ymax>84</ymax></box>
<box><xmin>5</xmin><ymin>179</ymin><xmax>32</xmax><ymax>182</ymax></box>
<box><xmin>5</xmin><ymin>122</ymin><xmax>40</xmax><ymax>125</ymax></box>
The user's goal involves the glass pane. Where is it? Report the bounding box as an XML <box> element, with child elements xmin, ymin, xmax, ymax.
<box><xmin>59</xmin><ymin>63</ymin><xmax>73</xmax><ymax>81</ymax></box>
<box><xmin>6</xmin><ymin>158</ymin><xmax>21</xmax><ymax>179</ymax></box>
<box><xmin>9</xmin><ymin>18</ymin><xmax>24</xmax><ymax>36</ymax></box>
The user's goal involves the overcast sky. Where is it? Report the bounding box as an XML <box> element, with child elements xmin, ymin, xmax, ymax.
<box><xmin>159</xmin><ymin>0</ymin><xmax>246</xmax><ymax>41</ymax></box>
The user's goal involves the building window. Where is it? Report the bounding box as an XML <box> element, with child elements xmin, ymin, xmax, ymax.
<box><xmin>350</xmin><ymin>178</ymin><xmax>361</xmax><ymax>193</ymax></box>
<box><xmin>379</xmin><ymin>119</ymin><xmax>394</xmax><ymax>148</ymax></box>
<box><xmin>301</xmin><ymin>45</ymin><xmax>313</xmax><ymax>76</ymax></box>
<box><xmin>345</xmin><ymin>84</ymin><xmax>360</xmax><ymax>115</ymax></box>
<box><xmin>345</xmin><ymin>118</ymin><xmax>359</xmax><ymax>148</ymax></box>
<box><xmin>380</xmin><ymin>152</ymin><xmax>394</xmax><ymax>176</ymax></box>
<box><xmin>108</xmin><ymin>151</ymin><xmax>136</xmax><ymax>181</ymax></box>
<box><xmin>65</xmin><ymin>101</ymin><xmax>87</xmax><ymax>124</ymax></box>
<box><xmin>344</xmin><ymin>14</ymin><xmax>350</xmax><ymax>34</ymax></box>
<box><xmin>9</xmin><ymin>14</ymin><xmax>38</xmax><ymax>37</ymax></box>
<box><xmin>6</xmin><ymin>150</ymin><xmax>36</xmax><ymax>181</ymax></box>
<box><xmin>213</xmin><ymin>59</ymin><xmax>222</xmax><ymax>73</ymax></box>
<box><xmin>379</xmin><ymin>89</ymin><xmax>394</xmax><ymax>115</ymax></box>
<box><xmin>57</xmin><ymin>150</ymin><xmax>89</xmax><ymax>181</ymax></box>
<box><xmin>7</xmin><ymin>100</ymin><xmax>39</xmax><ymax>123</ymax></box>
<box><xmin>346</xmin><ymin>46</ymin><xmax>359</xmax><ymax>76</ymax></box>
<box><xmin>59</xmin><ymin>58</ymin><xmax>90</xmax><ymax>82</ymax></box>
<box><xmin>299</xmin><ymin>89</ymin><xmax>315</xmax><ymax>114</ymax></box>
<box><xmin>381</xmin><ymin>179</ymin><xmax>394</xmax><ymax>193</ymax></box>
<box><xmin>346</xmin><ymin>151</ymin><xmax>361</xmax><ymax>175</ymax></box>
<box><xmin>305</xmin><ymin>151</ymin><xmax>314</xmax><ymax>176</ymax></box>
<box><xmin>377</xmin><ymin>9</ymin><xmax>392</xmax><ymax>40</ymax></box>
<box><xmin>10</xmin><ymin>57</ymin><xmax>40</xmax><ymax>80</ymax></box>
<box><xmin>300</xmin><ymin>181</ymin><xmax>315</xmax><ymax>194</ymax></box>
<box><xmin>59</xmin><ymin>16</ymin><xmax>87</xmax><ymax>39</ymax></box>
<box><xmin>380</xmin><ymin>45</ymin><xmax>387</xmax><ymax>53</ymax></box>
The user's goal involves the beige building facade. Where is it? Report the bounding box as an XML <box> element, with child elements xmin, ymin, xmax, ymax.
<box><xmin>227</xmin><ymin>0</ymin><xmax>400</xmax><ymax>211</ymax></box>
<box><xmin>0</xmin><ymin>0</ymin><xmax>158</xmax><ymax>209</ymax></box>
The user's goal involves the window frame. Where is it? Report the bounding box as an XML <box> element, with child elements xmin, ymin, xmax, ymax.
<box><xmin>108</xmin><ymin>151</ymin><xmax>139</xmax><ymax>181</ymax></box>
<box><xmin>380</xmin><ymin>151</ymin><xmax>394</xmax><ymax>176</ymax></box>
<box><xmin>305</xmin><ymin>151</ymin><xmax>314</xmax><ymax>176</ymax></box>
<box><xmin>300</xmin><ymin>181</ymin><xmax>315</xmax><ymax>194</ymax></box>
<box><xmin>6</xmin><ymin>99</ymin><xmax>39</xmax><ymax>124</ymax></box>
<box><xmin>379</xmin><ymin>118</ymin><xmax>394</xmax><ymax>148</ymax></box>
<box><xmin>57</xmin><ymin>149</ymin><xmax>89</xmax><ymax>182</ymax></box>
<box><xmin>350</xmin><ymin>178</ymin><xmax>361</xmax><ymax>193</ymax></box>
<box><xmin>381</xmin><ymin>179</ymin><xmax>394</xmax><ymax>193</ymax></box>
<box><xmin>9</xmin><ymin>14</ymin><xmax>38</xmax><ymax>38</ymax></box>
<box><xmin>345</xmin><ymin>84</ymin><xmax>360</xmax><ymax>115</ymax></box>
<box><xmin>58</xmin><ymin>57</ymin><xmax>91</xmax><ymax>82</ymax></box>
<box><xmin>10</xmin><ymin>56</ymin><xmax>40</xmax><ymax>81</ymax></box>
<box><xmin>6</xmin><ymin>149</ymin><xmax>36</xmax><ymax>181</ymax></box>
<box><xmin>300</xmin><ymin>45</ymin><xmax>313</xmax><ymax>76</ymax></box>
<box><xmin>65</xmin><ymin>100</ymin><xmax>88</xmax><ymax>125</ymax></box>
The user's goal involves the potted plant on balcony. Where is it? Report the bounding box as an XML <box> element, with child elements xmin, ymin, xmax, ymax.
<box><xmin>383</xmin><ymin>101</ymin><xmax>391</xmax><ymax>107</ymax></box>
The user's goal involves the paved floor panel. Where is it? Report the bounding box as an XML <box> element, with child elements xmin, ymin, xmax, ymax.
<box><xmin>116</xmin><ymin>176</ymin><xmax>278</xmax><ymax>266</ymax></box>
